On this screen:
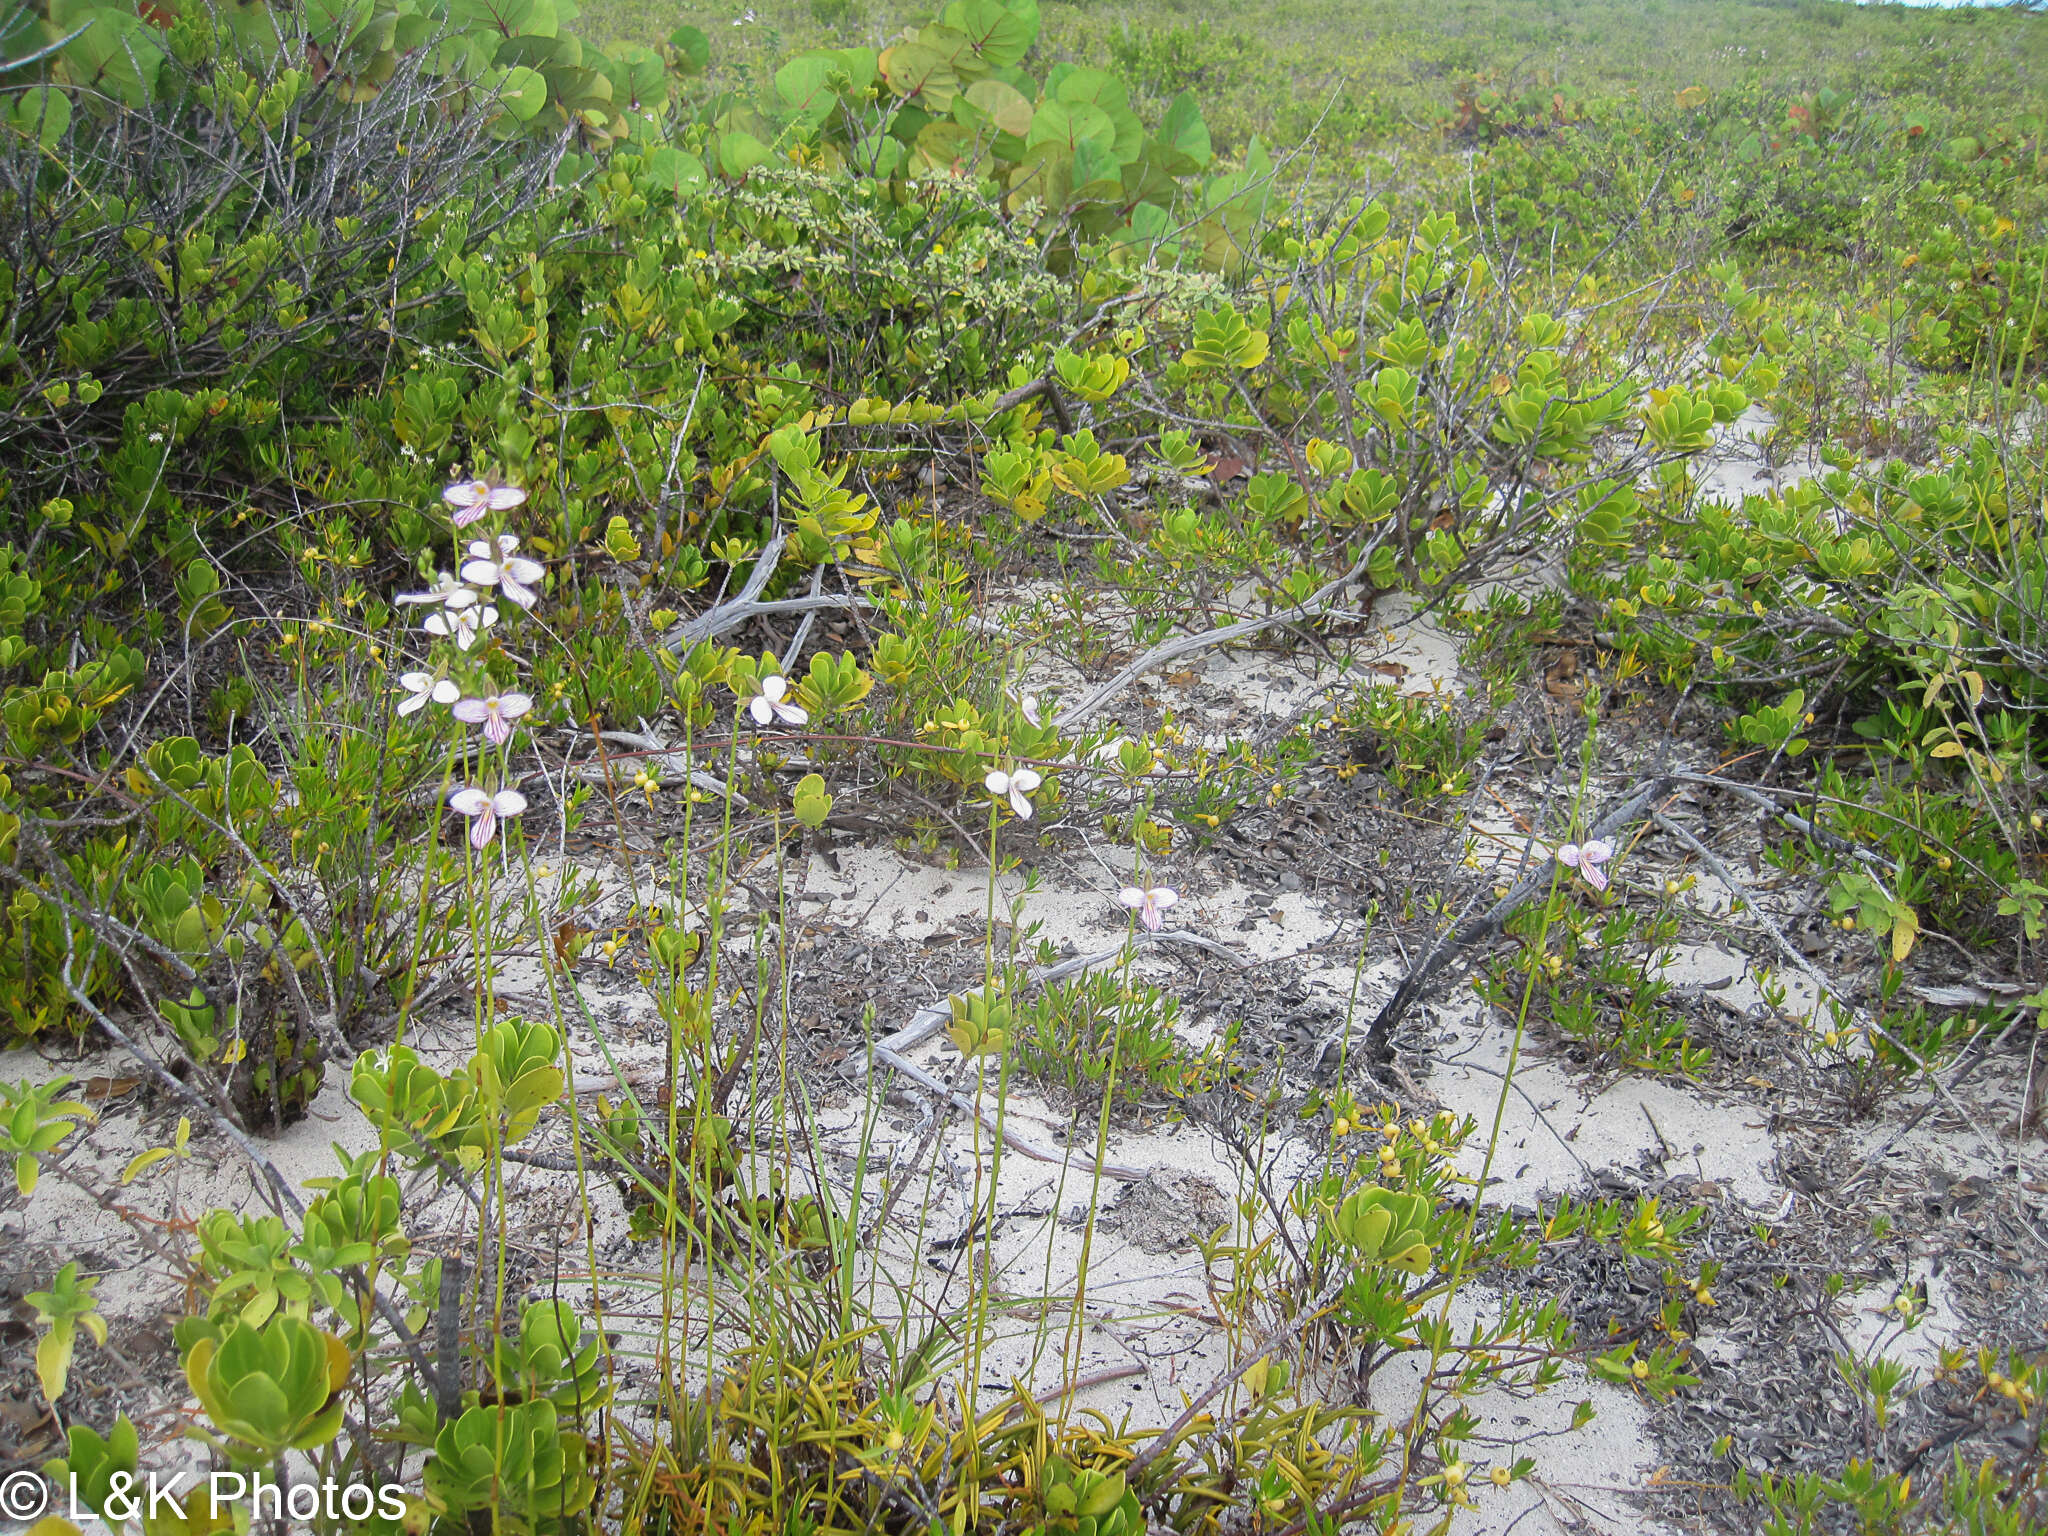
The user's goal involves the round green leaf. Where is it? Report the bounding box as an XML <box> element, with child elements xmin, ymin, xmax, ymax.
<box><xmin>1052</xmin><ymin>65</ymin><xmax>1127</xmax><ymax>115</ymax></box>
<box><xmin>961</xmin><ymin>77</ymin><xmax>1031</xmax><ymax>135</ymax></box>
<box><xmin>951</xmin><ymin>0</ymin><xmax>1032</xmax><ymax>66</ymax></box>
<box><xmin>775</xmin><ymin>53</ymin><xmax>841</xmax><ymax>128</ymax></box>
<box><xmin>914</xmin><ymin>119</ymin><xmax>986</xmax><ymax>176</ymax></box>
<box><xmin>1027</xmin><ymin>98</ymin><xmax>1112</xmax><ymax>156</ymax></box>
<box><xmin>666</xmin><ymin>23</ymin><xmax>709</xmax><ymax>73</ymax></box>
<box><xmin>482</xmin><ymin>64</ymin><xmax>547</xmax><ymax>121</ymax></box>
<box><xmin>7</xmin><ymin>86</ymin><xmax>71</xmax><ymax>148</ymax></box>
<box><xmin>716</xmin><ymin>128</ymin><xmax>771</xmax><ymax>177</ymax></box>
<box><xmin>879</xmin><ymin>42</ymin><xmax>958</xmax><ymax>109</ymax></box>
<box><xmin>605</xmin><ymin>43</ymin><xmax>665</xmax><ymax>109</ymax></box>
<box><xmin>1158</xmin><ymin>89</ymin><xmax>1211</xmax><ymax>170</ymax></box>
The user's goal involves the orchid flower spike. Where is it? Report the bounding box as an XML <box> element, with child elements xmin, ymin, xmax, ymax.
<box><xmin>442</xmin><ymin>475</ymin><xmax>527</xmax><ymax>528</ymax></box>
<box><xmin>1117</xmin><ymin>883</ymin><xmax>1179</xmax><ymax>932</ymax></box>
<box><xmin>460</xmin><ymin>535</ymin><xmax>546</xmax><ymax>609</ymax></box>
<box><xmin>395</xmin><ymin>672</ymin><xmax>459</xmax><ymax>717</ymax></box>
<box><xmin>747</xmin><ymin>673</ymin><xmax>809</xmax><ymax>728</ymax></box>
<box><xmin>452</xmin><ymin>691</ymin><xmax>533</xmax><ymax>746</ymax></box>
<box><xmin>423</xmin><ymin>602</ymin><xmax>498</xmax><ymax>652</ymax></box>
<box><xmin>448</xmin><ymin>785</ymin><xmax>527</xmax><ymax>849</ymax></box>
<box><xmin>984</xmin><ymin>764</ymin><xmax>1042</xmax><ymax>819</ymax></box>
<box><xmin>1556</xmin><ymin>838</ymin><xmax>1615</xmax><ymax>891</ymax></box>
<box><xmin>395</xmin><ymin>573</ymin><xmax>480</xmax><ymax>609</ymax></box>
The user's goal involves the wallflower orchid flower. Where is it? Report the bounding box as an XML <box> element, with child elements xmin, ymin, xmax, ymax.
<box><xmin>448</xmin><ymin>785</ymin><xmax>527</xmax><ymax>849</ymax></box>
<box><xmin>423</xmin><ymin>602</ymin><xmax>498</xmax><ymax>651</ymax></box>
<box><xmin>747</xmin><ymin>673</ymin><xmax>809</xmax><ymax>728</ymax></box>
<box><xmin>395</xmin><ymin>573</ymin><xmax>479</xmax><ymax>609</ymax></box>
<box><xmin>984</xmin><ymin>765</ymin><xmax>1041</xmax><ymax>819</ymax></box>
<box><xmin>1556</xmin><ymin>838</ymin><xmax>1614</xmax><ymax>891</ymax></box>
<box><xmin>452</xmin><ymin>692</ymin><xmax>533</xmax><ymax>745</ymax></box>
<box><xmin>442</xmin><ymin>476</ymin><xmax>527</xmax><ymax>528</ymax></box>
<box><xmin>460</xmin><ymin>535</ymin><xmax>546</xmax><ymax>609</ymax></box>
<box><xmin>395</xmin><ymin>672</ymin><xmax>459</xmax><ymax>716</ymax></box>
<box><xmin>1117</xmin><ymin>884</ymin><xmax>1179</xmax><ymax>931</ymax></box>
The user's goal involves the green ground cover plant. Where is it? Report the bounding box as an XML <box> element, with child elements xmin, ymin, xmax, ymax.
<box><xmin>0</xmin><ymin>0</ymin><xmax>2045</xmax><ymax>1530</ymax></box>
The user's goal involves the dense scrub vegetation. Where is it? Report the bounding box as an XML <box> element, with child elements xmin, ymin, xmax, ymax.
<box><xmin>0</xmin><ymin>0</ymin><xmax>2044</xmax><ymax>1530</ymax></box>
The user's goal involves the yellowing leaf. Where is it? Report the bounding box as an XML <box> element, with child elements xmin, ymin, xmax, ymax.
<box><xmin>123</xmin><ymin>1146</ymin><xmax>174</xmax><ymax>1184</ymax></box>
<box><xmin>1890</xmin><ymin>905</ymin><xmax>1920</xmax><ymax>962</ymax></box>
<box><xmin>36</xmin><ymin>1327</ymin><xmax>74</xmax><ymax>1403</ymax></box>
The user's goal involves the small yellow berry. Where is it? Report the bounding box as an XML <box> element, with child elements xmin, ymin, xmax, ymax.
<box><xmin>1632</xmin><ymin>1360</ymin><xmax>1650</xmax><ymax>1380</ymax></box>
<box><xmin>1489</xmin><ymin>1467</ymin><xmax>1512</xmax><ymax>1488</ymax></box>
<box><xmin>1333</xmin><ymin>1117</ymin><xmax>1351</xmax><ymax>1137</ymax></box>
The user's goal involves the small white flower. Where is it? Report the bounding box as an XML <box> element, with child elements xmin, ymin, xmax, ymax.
<box><xmin>451</xmin><ymin>691</ymin><xmax>533</xmax><ymax>745</ymax></box>
<box><xmin>395</xmin><ymin>671</ymin><xmax>459</xmax><ymax>716</ymax></box>
<box><xmin>1117</xmin><ymin>884</ymin><xmax>1179</xmax><ymax>932</ymax></box>
<box><xmin>442</xmin><ymin>475</ymin><xmax>527</xmax><ymax>528</ymax></box>
<box><xmin>395</xmin><ymin>572</ymin><xmax>481</xmax><ymax>610</ymax></box>
<box><xmin>460</xmin><ymin>535</ymin><xmax>546</xmax><ymax>609</ymax></box>
<box><xmin>1556</xmin><ymin>838</ymin><xmax>1615</xmax><ymax>891</ymax></box>
<box><xmin>984</xmin><ymin>765</ymin><xmax>1042</xmax><ymax>819</ymax></box>
<box><xmin>423</xmin><ymin>603</ymin><xmax>498</xmax><ymax>651</ymax></box>
<box><xmin>448</xmin><ymin>785</ymin><xmax>527</xmax><ymax>849</ymax></box>
<box><xmin>746</xmin><ymin>673</ymin><xmax>809</xmax><ymax>728</ymax></box>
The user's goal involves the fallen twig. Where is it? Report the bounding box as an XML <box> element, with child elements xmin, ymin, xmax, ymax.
<box><xmin>1051</xmin><ymin>537</ymin><xmax>1387</xmax><ymax>732</ymax></box>
<box><xmin>1670</xmin><ymin>771</ymin><xmax>1899</xmax><ymax>875</ymax></box>
<box><xmin>568</xmin><ymin>726</ymin><xmax>751</xmax><ymax>807</ymax></box>
<box><xmin>654</xmin><ymin>529</ymin><xmax>788</xmax><ymax>650</ymax></box>
<box><xmin>1648</xmin><ymin>810</ymin><xmax>1986</xmax><ymax>1172</ymax></box>
<box><xmin>1362</xmin><ymin>773</ymin><xmax>1676</xmax><ymax>1059</ymax></box>
<box><xmin>986</xmin><ymin>373</ymin><xmax>1074</xmax><ymax>436</ymax></box>
<box><xmin>863</xmin><ymin>928</ymin><xmax>1249</xmax><ymax>1067</ymax></box>
<box><xmin>864</xmin><ymin>929</ymin><xmax>1249</xmax><ymax>1183</ymax></box>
